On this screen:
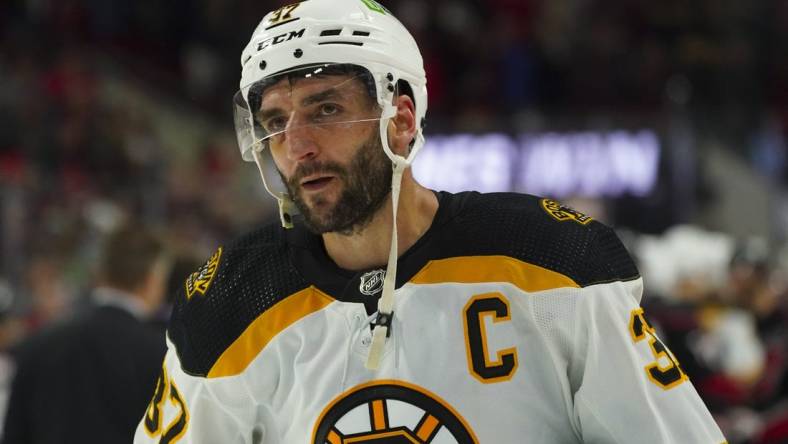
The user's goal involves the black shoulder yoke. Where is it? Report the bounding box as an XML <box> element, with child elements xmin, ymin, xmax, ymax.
<box><xmin>434</xmin><ymin>192</ymin><xmax>640</xmax><ymax>287</ymax></box>
<box><xmin>167</xmin><ymin>222</ymin><xmax>310</xmax><ymax>377</ymax></box>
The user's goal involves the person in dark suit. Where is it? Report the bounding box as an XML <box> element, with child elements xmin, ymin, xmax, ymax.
<box><xmin>2</xmin><ymin>223</ymin><xmax>170</xmax><ymax>443</ymax></box>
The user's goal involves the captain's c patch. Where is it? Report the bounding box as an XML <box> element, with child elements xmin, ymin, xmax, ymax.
<box><xmin>185</xmin><ymin>247</ymin><xmax>223</xmax><ymax>300</ymax></box>
<box><xmin>540</xmin><ymin>199</ymin><xmax>593</xmax><ymax>225</ymax></box>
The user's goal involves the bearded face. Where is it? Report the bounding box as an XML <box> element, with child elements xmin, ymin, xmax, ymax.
<box><xmin>279</xmin><ymin>130</ymin><xmax>393</xmax><ymax>235</ymax></box>
<box><xmin>257</xmin><ymin>71</ymin><xmax>395</xmax><ymax>234</ymax></box>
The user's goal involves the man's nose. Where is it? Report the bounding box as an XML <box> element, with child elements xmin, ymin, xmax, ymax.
<box><xmin>282</xmin><ymin>115</ymin><xmax>320</xmax><ymax>162</ymax></box>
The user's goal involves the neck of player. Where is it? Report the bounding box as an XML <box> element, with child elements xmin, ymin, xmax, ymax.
<box><xmin>322</xmin><ymin>170</ymin><xmax>438</xmax><ymax>271</ymax></box>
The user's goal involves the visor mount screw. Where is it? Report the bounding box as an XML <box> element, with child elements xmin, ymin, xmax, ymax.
<box><xmin>386</xmin><ymin>73</ymin><xmax>394</xmax><ymax>81</ymax></box>
<box><xmin>387</xmin><ymin>84</ymin><xmax>395</xmax><ymax>92</ymax></box>
<box><xmin>294</xmin><ymin>48</ymin><xmax>303</xmax><ymax>58</ymax></box>
<box><xmin>259</xmin><ymin>60</ymin><xmax>267</xmax><ymax>70</ymax></box>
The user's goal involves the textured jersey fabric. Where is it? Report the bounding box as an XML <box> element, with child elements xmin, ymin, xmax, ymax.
<box><xmin>134</xmin><ymin>191</ymin><xmax>725</xmax><ymax>443</ymax></box>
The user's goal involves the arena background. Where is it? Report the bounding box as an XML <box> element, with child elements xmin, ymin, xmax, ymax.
<box><xmin>0</xmin><ymin>1</ymin><xmax>787</xmax><ymax>442</ymax></box>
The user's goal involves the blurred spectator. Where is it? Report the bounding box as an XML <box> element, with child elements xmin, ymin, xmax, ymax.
<box><xmin>1</xmin><ymin>223</ymin><xmax>170</xmax><ymax>444</ymax></box>
<box><xmin>637</xmin><ymin>225</ymin><xmax>734</xmax><ymax>302</ymax></box>
<box><xmin>22</xmin><ymin>255</ymin><xmax>72</xmax><ymax>332</ymax></box>
<box><xmin>643</xmin><ymin>234</ymin><xmax>788</xmax><ymax>443</ymax></box>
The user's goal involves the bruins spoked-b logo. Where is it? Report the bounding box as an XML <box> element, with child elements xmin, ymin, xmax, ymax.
<box><xmin>313</xmin><ymin>380</ymin><xmax>478</xmax><ymax>443</ymax></box>
<box><xmin>185</xmin><ymin>247</ymin><xmax>222</xmax><ymax>300</ymax></box>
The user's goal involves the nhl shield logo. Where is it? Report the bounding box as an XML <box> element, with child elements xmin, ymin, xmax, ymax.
<box><xmin>359</xmin><ymin>269</ymin><xmax>385</xmax><ymax>296</ymax></box>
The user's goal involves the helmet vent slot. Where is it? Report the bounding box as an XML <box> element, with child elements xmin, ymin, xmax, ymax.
<box><xmin>319</xmin><ymin>29</ymin><xmax>342</xmax><ymax>37</ymax></box>
<box><xmin>352</xmin><ymin>30</ymin><xmax>370</xmax><ymax>37</ymax></box>
<box><xmin>318</xmin><ymin>41</ymin><xmax>364</xmax><ymax>46</ymax></box>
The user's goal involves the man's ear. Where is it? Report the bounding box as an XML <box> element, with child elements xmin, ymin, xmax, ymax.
<box><xmin>387</xmin><ymin>94</ymin><xmax>417</xmax><ymax>156</ymax></box>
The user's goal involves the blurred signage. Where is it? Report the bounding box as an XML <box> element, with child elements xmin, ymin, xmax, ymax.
<box><xmin>412</xmin><ymin>130</ymin><xmax>660</xmax><ymax>198</ymax></box>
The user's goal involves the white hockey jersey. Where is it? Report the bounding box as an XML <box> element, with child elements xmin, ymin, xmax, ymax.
<box><xmin>135</xmin><ymin>191</ymin><xmax>726</xmax><ymax>443</ymax></box>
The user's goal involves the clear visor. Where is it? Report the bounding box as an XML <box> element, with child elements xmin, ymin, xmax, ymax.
<box><xmin>234</xmin><ymin>64</ymin><xmax>388</xmax><ymax>161</ymax></box>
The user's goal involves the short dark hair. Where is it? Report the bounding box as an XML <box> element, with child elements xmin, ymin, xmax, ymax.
<box><xmin>98</xmin><ymin>224</ymin><xmax>166</xmax><ymax>292</ymax></box>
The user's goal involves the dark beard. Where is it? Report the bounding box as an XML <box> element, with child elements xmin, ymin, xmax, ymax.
<box><xmin>279</xmin><ymin>132</ymin><xmax>393</xmax><ymax>235</ymax></box>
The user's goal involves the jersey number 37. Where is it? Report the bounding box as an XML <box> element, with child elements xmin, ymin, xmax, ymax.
<box><xmin>461</xmin><ymin>293</ymin><xmax>687</xmax><ymax>390</ymax></box>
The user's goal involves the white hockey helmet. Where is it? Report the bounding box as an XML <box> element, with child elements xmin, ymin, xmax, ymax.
<box><xmin>233</xmin><ymin>0</ymin><xmax>428</xmax><ymax>228</ymax></box>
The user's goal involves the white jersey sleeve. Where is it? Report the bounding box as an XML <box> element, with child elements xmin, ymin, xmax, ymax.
<box><xmin>133</xmin><ymin>340</ymin><xmax>259</xmax><ymax>444</ymax></box>
<box><xmin>570</xmin><ymin>278</ymin><xmax>726</xmax><ymax>443</ymax></box>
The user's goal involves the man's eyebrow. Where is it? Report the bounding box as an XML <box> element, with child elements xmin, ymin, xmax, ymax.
<box><xmin>257</xmin><ymin>87</ymin><xmax>346</xmax><ymax>121</ymax></box>
<box><xmin>257</xmin><ymin>107</ymin><xmax>285</xmax><ymax>124</ymax></box>
<box><xmin>301</xmin><ymin>87</ymin><xmax>342</xmax><ymax>106</ymax></box>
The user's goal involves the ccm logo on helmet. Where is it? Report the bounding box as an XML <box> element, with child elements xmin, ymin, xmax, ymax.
<box><xmin>256</xmin><ymin>29</ymin><xmax>306</xmax><ymax>52</ymax></box>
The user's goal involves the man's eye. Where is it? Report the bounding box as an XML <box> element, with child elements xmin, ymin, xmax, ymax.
<box><xmin>319</xmin><ymin>103</ymin><xmax>340</xmax><ymax>116</ymax></box>
<box><xmin>264</xmin><ymin>116</ymin><xmax>287</xmax><ymax>133</ymax></box>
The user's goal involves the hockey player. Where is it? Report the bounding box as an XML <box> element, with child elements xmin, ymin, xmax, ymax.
<box><xmin>135</xmin><ymin>0</ymin><xmax>726</xmax><ymax>442</ymax></box>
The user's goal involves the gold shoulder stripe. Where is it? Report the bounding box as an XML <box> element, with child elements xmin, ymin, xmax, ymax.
<box><xmin>410</xmin><ymin>256</ymin><xmax>579</xmax><ymax>292</ymax></box>
<box><xmin>207</xmin><ymin>286</ymin><xmax>335</xmax><ymax>378</ymax></box>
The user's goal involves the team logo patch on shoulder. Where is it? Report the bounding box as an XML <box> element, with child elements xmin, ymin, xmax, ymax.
<box><xmin>185</xmin><ymin>247</ymin><xmax>223</xmax><ymax>300</ymax></box>
<box><xmin>313</xmin><ymin>380</ymin><xmax>478</xmax><ymax>443</ymax></box>
<box><xmin>359</xmin><ymin>269</ymin><xmax>385</xmax><ymax>296</ymax></box>
<box><xmin>540</xmin><ymin>199</ymin><xmax>593</xmax><ymax>225</ymax></box>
